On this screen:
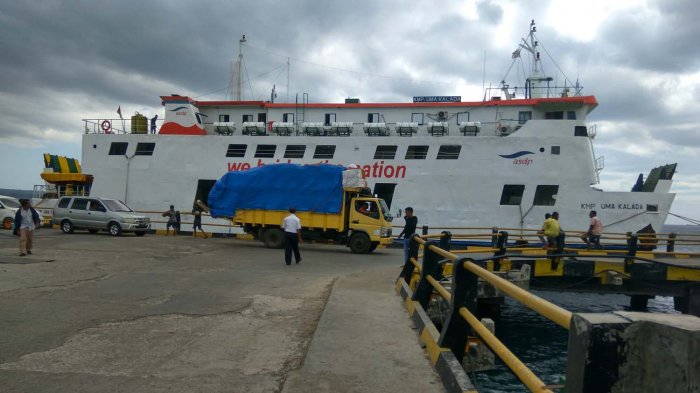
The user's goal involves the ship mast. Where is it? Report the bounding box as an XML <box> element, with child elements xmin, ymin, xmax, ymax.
<box><xmin>233</xmin><ymin>35</ymin><xmax>246</xmax><ymax>101</ymax></box>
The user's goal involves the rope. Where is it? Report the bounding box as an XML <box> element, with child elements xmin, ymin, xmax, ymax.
<box><xmin>668</xmin><ymin>212</ymin><xmax>700</xmax><ymax>226</ymax></box>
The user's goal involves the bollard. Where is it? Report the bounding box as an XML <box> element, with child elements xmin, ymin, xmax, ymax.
<box><xmin>411</xmin><ymin>240</ymin><xmax>442</xmax><ymax>310</ymax></box>
<box><xmin>438</xmin><ymin>257</ymin><xmax>478</xmax><ymax>362</ymax></box>
<box><xmin>398</xmin><ymin>234</ymin><xmax>421</xmax><ymax>283</ymax></box>
<box><xmin>422</xmin><ymin>225</ymin><xmax>429</xmax><ymax>235</ymax></box>
<box><xmin>567</xmin><ymin>311</ymin><xmax>700</xmax><ymax>393</ymax></box>
<box><xmin>440</xmin><ymin>231</ymin><xmax>452</xmax><ymax>251</ymax></box>
<box><xmin>625</xmin><ymin>234</ymin><xmax>638</xmax><ymax>273</ymax></box>
<box><xmin>667</xmin><ymin>232</ymin><xmax>676</xmax><ymax>253</ymax></box>
<box><xmin>493</xmin><ymin>231</ymin><xmax>508</xmax><ymax>271</ymax></box>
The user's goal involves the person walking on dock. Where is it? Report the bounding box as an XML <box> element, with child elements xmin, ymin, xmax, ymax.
<box><xmin>163</xmin><ymin>205</ymin><xmax>179</xmax><ymax>236</ymax></box>
<box><xmin>282</xmin><ymin>207</ymin><xmax>302</xmax><ymax>265</ymax></box>
<box><xmin>543</xmin><ymin>211</ymin><xmax>560</xmax><ymax>249</ymax></box>
<box><xmin>14</xmin><ymin>199</ymin><xmax>41</xmax><ymax>256</ymax></box>
<box><xmin>192</xmin><ymin>204</ymin><xmax>208</xmax><ymax>238</ymax></box>
<box><xmin>583</xmin><ymin>210</ymin><xmax>603</xmax><ymax>249</ymax></box>
<box><xmin>398</xmin><ymin>207</ymin><xmax>418</xmax><ymax>262</ymax></box>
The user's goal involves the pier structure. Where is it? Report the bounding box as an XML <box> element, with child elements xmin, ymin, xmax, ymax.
<box><xmin>396</xmin><ymin>231</ymin><xmax>700</xmax><ymax>392</ymax></box>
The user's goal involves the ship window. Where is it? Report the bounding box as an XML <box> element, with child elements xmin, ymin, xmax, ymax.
<box><xmin>242</xmin><ymin>114</ymin><xmax>253</xmax><ymax>123</ymax></box>
<box><xmin>437</xmin><ymin>145</ymin><xmax>461</xmax><ymax>159</ymax></box>
<box><xmin>367</xmin><ymin>113</ymin><xmax>380</xmax><ymax>123</ymax></box>
<box><xmin>500</xmin><ymin>185</ymin><xmax>525</xmax><ymax>205</ymax></box>
<box><xmin>646</xmin><ymin>204</ymin><xmax>658</xmax><ymax>212</ymax></box>
<box><xmin>518</xmin><ymin>111</ymin><xmax>532</xmax><ymax>124</ymax></box>
<box><xmin>411</xmin><ymin>113</ymin><xmax>424</xmax><ymax>125</ymax></box>
<box><xmin>226</xmin><ymin>144</ymin><xmax>247</xmax><ymax>157</ymax></box>
<box><xmin>456</xmin><ymin>112</ymin><xmax>469</xmax><ymax>124</ymax></box>
<box><xmin>284</xmin><ymin>145</ymin><xmax>306</xmax><ymax>159</ymax></box>
<box><xmin>374</xmin><ymin>145</ymin><xmax>397</xmax><ymax>159</ymax></box>
<box><xmin>574</xmin><ymin>126</ymin><xmax>588</xmax><ymax>137</ymax></box>
<box><xmin>567</xmin><ymin>111</ymin><xmax>576</xmax><ymax>120</ymax></box>
<box><xmin>254</xmin><ymin>144</ymin><xmax>276</xmax><ymax>158</ymax></box>
<box><xmin>405</xmin><ymin>145</ymin><xmax>429</xmax><ymax>159</ymax></box>
<box><xmin>533</xmin><ymin>185</ymin><xmax>558</xmax><ymax>206</ymax></box>
<box><xmin>219</xmin><ymin>114</ymin><xmax>230</xmax><ymax>122</ymax></box>
<box><xmin>551</xmin><ymin>146</ymin><xmax>560</xmax><ymax>155</ymax></box>
<box><xmin>324</xmin><ymin>113</ymin><xmax>336</xmax><ymax>126</ymax></box>
<box><xmin>70</xmin><ymin>198</ymin><xmax>89</xmax><ymax>210</ymax></box>
<box><xmin>313</xmin><ymin>145</ymin><xmax>336</xmax><ymax>159</ymax></box>
<box><xmin>545</xmin><ymin>111</ymin><xmax>564</xmax><ymax>120</ymax></box>
<box><xmin>283</xmin><ymin>113</ymin><xmax>294</xmax><ymax>123</ymax></box>
<box><xmin>134</xmin><ymin>142</ymin><xmax>155</xmax><ymax>156</ymax></box>
<box><xmin>108</xmin><ymin>142</ymin><xmax>128</xmax><ymax>156</ymax></box>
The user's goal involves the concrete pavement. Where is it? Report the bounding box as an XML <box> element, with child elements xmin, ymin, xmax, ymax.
<box><xmin>0</xmin><ymin>229</ymin><xmax>442</xmax><ymax>392</ymax></box>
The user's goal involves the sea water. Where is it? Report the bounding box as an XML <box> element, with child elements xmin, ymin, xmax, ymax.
<box><xmin>472</xmin><ymin>225</ymin><xmax>699</xmax><ymax>392</ymax></box>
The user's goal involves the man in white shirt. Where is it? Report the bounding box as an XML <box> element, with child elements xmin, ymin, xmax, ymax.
<box><xmin>14</xmin><ymin>199</ymin><xmax>41</xmax><ymax>256</ymax></box>
<box><xmin>282</xmin><ymin>208</ymin><xmax>302</xmax><ymax>265</ymax></box>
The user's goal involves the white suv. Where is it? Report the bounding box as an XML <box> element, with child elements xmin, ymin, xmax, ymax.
<box><xmin>0</xmin><ymin>195</ymin><xmax>20</xmax><ymax>230</ymax></box>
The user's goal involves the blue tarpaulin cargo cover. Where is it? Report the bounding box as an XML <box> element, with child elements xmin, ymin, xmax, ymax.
<box><xmin>208</xmin><ymin>163</ymin><xmax>345</xmax><ymax>218</ymax></box>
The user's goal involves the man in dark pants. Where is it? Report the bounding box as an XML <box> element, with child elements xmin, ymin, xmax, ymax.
<box><xmin>282</xmin><ymin>207</ymin><xmax>302</xmax><ymax>265</ymax></box>
<box><xmin>397</xmin><ymin>207</ymin><xmax>418</xmax><ymax>262</ymax></box>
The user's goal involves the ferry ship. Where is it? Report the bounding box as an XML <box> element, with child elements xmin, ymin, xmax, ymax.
<box><xmin>73</xmin><ymin>21</ymin><xmax>675</xmax><ymax>235</ymax></box>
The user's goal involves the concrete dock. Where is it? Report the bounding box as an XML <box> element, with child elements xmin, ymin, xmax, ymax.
<box><xmin>0</xmin><ymin>230</ymin><xmax>443</xmax><ymax>393</ymax></box>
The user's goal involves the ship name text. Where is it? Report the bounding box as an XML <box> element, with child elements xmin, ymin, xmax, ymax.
<box><xmin>227</xmin><ymin>160</ymin><xmax>407</xmax><ymax>179</ymax></box>
<box><xmin>580</xmin><ymin>203</ymin><xmax>645</xmax><ymax>210</ymax></box>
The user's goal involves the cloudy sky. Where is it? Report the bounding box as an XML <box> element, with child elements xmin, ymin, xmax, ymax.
<box><xmin>1</xmin><ymin>0</ymin><xmax>698</xmax><ymax>224</ymax></box>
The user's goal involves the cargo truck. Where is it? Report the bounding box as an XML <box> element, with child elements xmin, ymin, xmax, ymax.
<box><xmin>207</xmin><ymin>163</ymin><xmax>393</xmax><ymax>253</ymax></box>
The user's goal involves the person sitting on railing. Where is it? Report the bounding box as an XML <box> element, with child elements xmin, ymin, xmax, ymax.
<box><xmin>543</xmin><ymin>212</ymin><xmax>560</xmax><ymax>249</ymax></box>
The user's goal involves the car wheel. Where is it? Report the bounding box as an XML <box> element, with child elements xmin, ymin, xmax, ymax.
<box><xmin>2</xmin><ymin>217</ymin><xmax>13</xmax><ymax>230</ymax></box>
<box><xmin>135</xmin><ymin>231</ymin><xmax>146</xmax><ymax>236</ymax></box>
<box><xmin>262</xmin><ymin>228</ymin><xmax>286</xmax><ymax>248</ymax></box>
<box><xmin>108</xmin><ymin>222</ymin><xmax>122</xmax><ymax>236</ymax></box>
<box><xmin>349</xmin><ymin>233</ymin><xmax>371</xmax><ymax>254</ymax></box>
<box><xmin>88</xmin><ymin>229</ymin><xmax>99</xmax><ymax>234</ymax></box>
<box><xmin>61</xmin><ymin>220</ymin><xmax>75</xmax><ymax>234</ymax></box>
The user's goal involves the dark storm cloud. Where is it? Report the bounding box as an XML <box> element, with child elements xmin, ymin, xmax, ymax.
<box><xmin>476</xmin><ymin>0</ymin><xmax>503</xmax><ymax>24</ymax></box>
<box><xmin>597</xmin><ymin>0</ymin><xmax>700</xmax><ymax>73</ymax></box>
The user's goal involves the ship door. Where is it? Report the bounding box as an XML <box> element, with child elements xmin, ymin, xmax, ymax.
<box><xmin>257</xmin><ymin>113</ymin><xmax>267</xmax><ymax>123</ymax></box>
<box><xmin>194</xmin><ymin>179</ymin><xmax>217</xmax><ymax>208</ymax></box>
<box><xmin>324</xmin><ymin>113</ymin><xmax>336</xmax><ymax>126</ymax></box>
<box><xmin>373</xmin><ymin>183</ymin><xmax>396</xmax><ymax>209</ymax></box>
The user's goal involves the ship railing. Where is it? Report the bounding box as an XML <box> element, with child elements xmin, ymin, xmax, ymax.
<box><xmin>483</xmin><ymin>84</ymin><xmax>582</xmax><ymax>101</ymax></box>
<box><xmin>397</xmin><ymin>231</ymin><xmax>700</xmax><ymax>392</ymax></box>
<box><xmin>83</xmin><ymin>118</ymin><xmax>161</xmax><ymax>135</ymax></box>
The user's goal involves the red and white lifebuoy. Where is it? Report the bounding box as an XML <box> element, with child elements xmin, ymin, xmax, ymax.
<box><xmin>100</xmin><ymin>120</ymin><xmax>112</xmax><ymax>133</ymax></box>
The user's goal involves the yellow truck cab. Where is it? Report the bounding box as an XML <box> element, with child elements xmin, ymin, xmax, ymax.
<box><xmin>208</xmin><ymin>163</ymin><xmax>392</xmax><ymax>253</ymax></box>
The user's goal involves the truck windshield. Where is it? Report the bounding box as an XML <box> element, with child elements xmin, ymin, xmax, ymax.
<box><xmin>379</xmin><ymin>199</ymin><xmax>392</xmax><ymax>222</ymax></box>
<box><xmin>102</xmin><ymin>199</ymin><xmax>133</xmax><ymax>212</ymax></box>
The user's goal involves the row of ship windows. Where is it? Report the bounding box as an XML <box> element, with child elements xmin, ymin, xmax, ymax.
<box><xmin>108</xmin><ymin>142</ymin><xmax>561</xmax><ymax>160</ymax></box>
<box><xmin>500</xmin><ymin>184</ymin><xmax>660</xmax><ymax>212</ymax></box>
<box><xmin>218</xmin><ymin>110</ymin><xmax>576</xmax><ymax>124</ymax></box>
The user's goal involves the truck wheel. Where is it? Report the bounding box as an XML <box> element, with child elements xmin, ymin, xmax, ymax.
<box><xmin>349</xmin><ymin>233</ymin><xmax>371</xmax><ymax>254</ymax></box>
<box><xmin>262</xmin><ymin>228</ymin><xmax>286</xmax><ymax>249</ymax></box>
<box><xmin>61</xmin><ymin>220</ymin><xmax>75</xmax><ymax>234</ymax></box>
